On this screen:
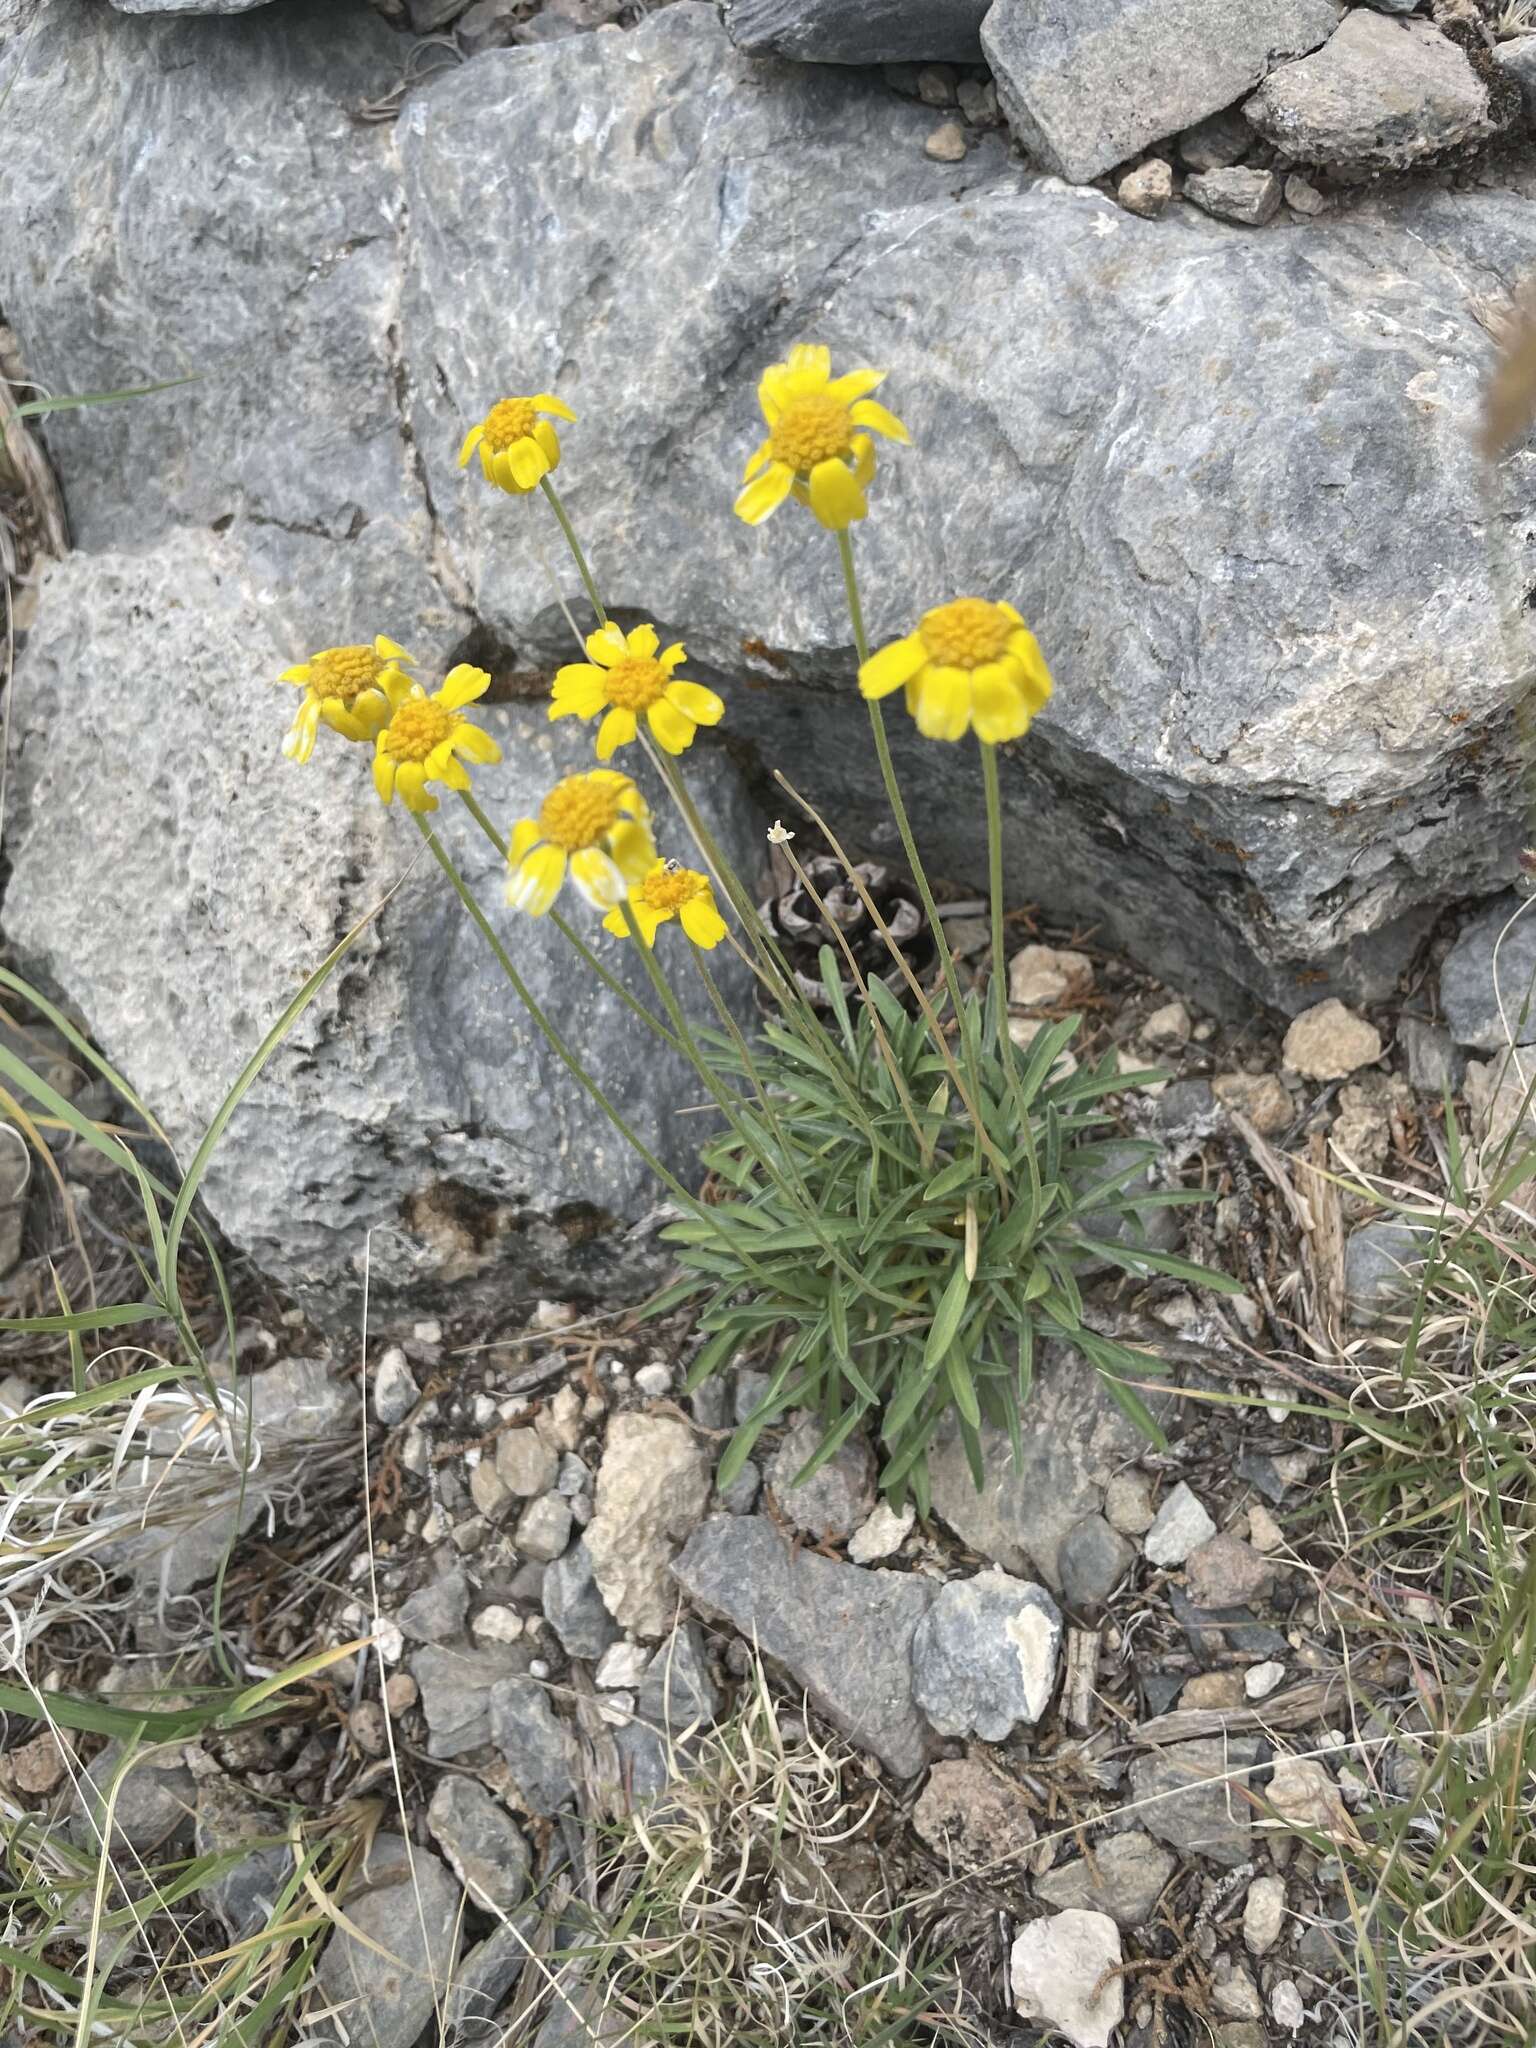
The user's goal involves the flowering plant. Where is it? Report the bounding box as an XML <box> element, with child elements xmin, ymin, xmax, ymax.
<box><xmin>276</xmin><ymin>347</ymin><xmax>1233</xmax><ymax>1502</ymax></box>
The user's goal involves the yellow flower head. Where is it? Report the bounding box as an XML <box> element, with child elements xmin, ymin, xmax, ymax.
<box><xmin>602</xmin><ymin>859</ymin><xmax>727</xmax><ymax>949</ymax></box>
<box><xmin>279</xmin><ymin>635</ymin><xmax>414</xmax><ymax>763</ymax></box>
<box><xmin>372</xmin><ymin>665</ymin><xmax>503</xmax><ymax>814</ymax></box>
<box><xmin>549</xmin><ymin>621</ymin><xmax>725</xmax><ymax>761</ymax></box>
<box><xmin>735</xmin><ymin>344</ymin><xmax>908</xmax><ymax>533</ymax></box>
<box><xmin>506</xmin><ymin>770</ymin><xmax>656</xmax><ymax>917</ymax></box>
<box><xmin>858</xmin><ymin>598</ymin><xmax>1053</xmax><ymax>744</ymax></box>
<box><xmin>458</xmin><ymin>393</ymin><xmax>577</xmax><ymax>496</ymax></box>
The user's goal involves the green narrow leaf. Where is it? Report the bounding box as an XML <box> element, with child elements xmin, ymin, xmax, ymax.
<box><xmin>920</xmin><ymin>1262</ymin><xmax>973</xmax><ymax>1378</ymax></box>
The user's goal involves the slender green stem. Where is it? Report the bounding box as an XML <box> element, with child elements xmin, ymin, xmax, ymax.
<box><xmin>836</xmin><ymin>529</ymin><xmax>1001</xmax><ymax>1189</ymax></box>
<box><xmin>981</xmin><ymin>742</ymin><xmax>1015</xmax><ymax>1064</ymax></box>
<box><xmin>837</xmin><ymin>531</ymin><xmax>969</xmax><ymax>1037</ymax></box>
<box><xmin>454</xmin><ymin>789</ymin><xmax>680</xmax><ymax>1054</ymax></box>
<box><xmin>982</xmin><ymin>741</ymin><xmax>1043</xmax><ymax>1213</ymax></box>
<box><xmin>539</xmin><ymin>476</ymin><xmax>607</xmax><ymax>629</ymax></box>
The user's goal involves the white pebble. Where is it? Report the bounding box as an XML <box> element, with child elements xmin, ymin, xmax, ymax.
<box><xmin>634</xmin><ymin>1363</ymin><xmax>673</xmax><ymax>1399</ymax></box>
<box><xmin>470</xmin><ymin>1604</ymin><xmax>524</xmax><ymax>1645</ymax></box>
<box><xmin>1245</xmin><ymin>1659</ymin><xmax>1285</xmax><ymax>1700</ymax></box>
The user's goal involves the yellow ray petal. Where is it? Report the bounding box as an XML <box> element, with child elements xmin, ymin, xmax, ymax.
<box><xmin>858</xmin><ymin>633</ymin><xmax>926</xmax><ymax>701</ymax></box>
<box><xmin>849</xmin><ymin>397</ymin><xmax>910</xmax><ymax>445</ymax></box>
<box><xmin>441</xmin><ymin>663</ymin><xmax>491</xmax><ymax>710</ymax></box>
<box><xmin>912</xmin><ymin>666</ymin><xmax>971</xmax><ymax>742</ymax></box>
<box><xmin>533</xmin><ymin>392</ymin><xmax>578</xmax><ymax>423</ymax></box>
<box><xmin>551</xmin><ymin>663</ymin><xmax>609</xmax><ymax>719</ymax></box>
<box><xmin>734</xmin><ymin>463</ymin><xmax>795</xmax><ymax>526</ymax></box>
<box><xmin>970</xmin><ymin>663</ymin><xmax>1032</xmax><ymax>746</ymax></box>
<box><xmin>646</xmin><ymin>697</ymin><xmax>695</xmax><ymax>755</ymax></box>
<box><xmin>679</xmin><ymin>896</ymin><xmax>728</xmax><ymax>949</ymax></box>
<box><xmin>570</xmin><ymin>847</ymin><xmax>626</xmax><ymax>910</ymax></box>
<box><xmin>807</xmin><ymin>456</ymin><xmax>867</xmax><ymax>531</ymax></box>
<box><xmin>508</xmin><ymin>843</ymin><xmax>567</xmax><ymax>915</ymax></box>
<box><xmin>458</xmin><ymin>424</ymin><xmax>485</xmax><ymax>466</ymax></box>
<box><xmin>595</xmin><ymin>707</ymin><xmax>638</xmax><ymax>760</ymax></box>
<box><xmin>508</xmin><ymin>818</ymin><xmax>542</xmax><ymax>865</ymax></box>
<box><xmin>664</xmin><ymin>681</ymin><xmax>724</xmax><ymax>726</ymax></box>
<box><xmin>586</xmin><ymin>624</ymin><xmax>628</xmax><ymax>669</ymax></box>
<box><xmin>626</xmin><ymin>622</ymin><xmax>660</xmax><ymax>660</ymax></box>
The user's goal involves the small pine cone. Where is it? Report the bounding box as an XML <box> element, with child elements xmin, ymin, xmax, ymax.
<box><xmin>761</xmin><ymin>855</ymin><xmax>934</xmax><ymax>1008</ymax></box>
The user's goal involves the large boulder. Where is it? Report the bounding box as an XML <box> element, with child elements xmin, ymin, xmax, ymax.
<box><xmin>3</xmin><ymin>3</ymin><xmax>1535</xmax><ymax>1129</ymax></box>
<box><xmin>4</xmin><ymin>533</ymin><xmax>761</xmax><ymax>1310</ymax></box>
<box><xmin>981</xmin><ymin>0</ymin><xmax>1343</xmax><ymax>185</ymax></box>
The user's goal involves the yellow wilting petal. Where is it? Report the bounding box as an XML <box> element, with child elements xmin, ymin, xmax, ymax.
<box><xmin>533</xmin><ymin>419</ymin><xmax>561</xmax><ymax>469</ymax></box>
<box><xmin>626</xmin><ymin>622</ymin><xmax>660</xmax><ymax>660</ymax></box>
<box><xmin>595</xmin><ymin>707</ymin><xmax>638</xmax><ymax>760</ymax></box>
<box><xmin>679</xmin><ymin>896</ymin><xmax>728</xmax><ymax>949</ymax></box>
<box><xmin>508</xmin><ymin>843</ymin><xmax>567</xmax><ymax>915</ymax></box>
<box><xmin>454</xmin><ymin>724</ymin><xmax>501</xmax><ymax>766</ymax></box>
<box><xmin>508</xmin><ymin>818</ymin><xmax>542</xmax><ymax>864</ymax></box>
<box><xmin>321</xmin><ymin>704</ymin><xmax>367</xmax><ymax>742</ymax></box>
<box><xmin>457</xmin><ymin>424</ymin><xmax>485</xmax><ymax>466</ymax></box>
<box><xmin>858</xmin><ymin>634</ymin><xmax>927</xmax><ymax>701</ymax></box>
<box><xmin>970</xmin><ymin>663</ymin><xmax>1032</xmax><ymax>746</ymax></box>
<box><xmin>396</xmin><ymin>762</ymin><xmax>438</xmax><ymax>813</ymax></box>
<box><xmin>734</xmin><ymin>464</ymin><xmax>795</xmax><ymax>526</ymax></box>
<box><xmin>786</xmin><ymin>343</ymin><xmax>831</xmax><ymax>381</ymax></box>
<box><xmin>912</xmin><ymin>666</ymin><xmax>972</xmax><ymax>742</ymax></box>
<box><xmin>742</xmin><ymin>438</ymin><xmax>772</xmax><ymax>482</ymax></box>
<box><xmin>570</xmin><ymin>847</ymin><xmax>626</xmax><ymax>910</ymax></box>
<box><xmin>279</xmin><ymin>662</ymin><xmax>313</xmax><ymax>686</ymax></box>
<box><xmin>586</xmin><ymin>624</ymin><xmax>628</xmax><ymax>669</ymax></box>
<box><xmin>551</xmin><ymin>663</ymin><xmax>609</xmax><ymax>719</ymax></box>
<box><xmin>440</xmin><ymin>663</ymin><xmax>491</xmax><ymax>710</ymax></box>
<box><xmin>372</xmin><ymin>751</ymin><xmax>397</xmax><ymax>804</ymax></box>
<box><xmin>664</xmin><ymin>680</ymin><xmax>724</xmax><ymax>726</ymax></box>
<box><xmin>646</xmin><ymin>698</ymin><xmax>695</xmax><ymax>755</ymax></box>
<box><xmin>508</xmin><ymin>437</ymin><xmax>548</xmax><ymax>491</ymax></box>
<box><xmin>1006</xmin><ymin>628</ymin><xmax>1055</xmax><ymax>710</ymax></box>
<box><xmin>849</xmin><ymin>397</ymin><xmax>910</xmax><ymax>444</ymax></box>
<box><xmin>438</xmin><ymin>756</ymin><xmax>473</xmax><ymax>793</ymax></box>
<box><xmin>807</xmin><ymin>456</ymin><xmax>867</xmax><ymax>531</ymax></box>
<box><xmin>601</xmin><ymin>902</ymin><xmax>629</xmax><ymax>939</ymax></box>
<box><xmin>610</xmin><ymin>818</ymin><xmax>657</xmax><ymax>882</ymax></box>
<box><xmin>851</xmin><ymin>433</ymin><xmax>876</xmax><ymax>487</ymax></box>
<box><xmin>374</xmin><ymin>634</ymin><xmax>410</xmax><ymax>661</ymax></box>
<box><xmin>533</xmin><ymin>392</ymin><xmax>578</xmax><ymax>423</ymax></box>
<box><xmin>282</xmin><ymin>697</ymin><xmax>321</xmax><ymax>763</ymax></box>
<box><xmin>659</xmin><ymin>641</ymin><xmax>687</xmax><ymax>672</ymax></box>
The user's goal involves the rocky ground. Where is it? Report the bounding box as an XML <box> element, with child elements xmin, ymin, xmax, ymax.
<box><xmin>3</xmin><ymin>0</ymin><xmax>1536</xmax><ymax>2042</ymax></box>
<box><xmin>1</xmin><ymin>889</ymin><xmax>1527</xmax><ymax>2044</ymax></box>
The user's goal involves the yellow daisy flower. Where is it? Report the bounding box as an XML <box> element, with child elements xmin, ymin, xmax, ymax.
<box><xmin>858</xmin><ymin>598</ymin><xmax>1054</xmax><ymax>744</ymax></box>
<box><xmin>734</xmin><ymin>344</ymin><xmax>909</xmax><ymax>532</ymax></box>
<box><xmin>602</xmin><ymin>859</ymin><xmax>728</xmax><ymax>949</ymax></box>
<box><xmin>372</xmin><ymin>665</ymin><xmax>502</xmax><ymax>815</ymax></box>
<box><xmin>506</xmin><ymin>770</ymin><xmax>656</xmax><ymax>917</ymax></box>
<box><xmin>549</xmin><ymin>621</ymin><xmax>725</xmax><ymax>761</ymax></box>
<box><xmin>458</xmin><ymin>393</ymin><xmax>577</xmax><ymax>495</ymax></box>
<box><xmin>279</xmin><ymin>635</ymin><xmax>413</xmax><ymax>763</ymax></box>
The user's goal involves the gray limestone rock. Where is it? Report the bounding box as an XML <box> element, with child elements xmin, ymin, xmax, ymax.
<box><xmin>1129</xmin><ymin>1737</ymin><xmax>1259</xmax><ymax>1868</ymax></box>
<box><xmin>1245</xmin><ymin>12</ymin><xmax>1508</xmax><ymax>169</ymax></box>
<box><xmin>490</xmin><ymin>1676</ymin><xmax>578</xmax><ymax>1813</ymax></box>
<box><xmin>911</xmin><ymin>1569</ymin><xmax>1062</xmax><ymax>1739</ymax></box>
<box><xmin>311</xmin><ymin>1835</ymin><xmax>460</xmax><ymax>2048</ymax></box>
<box><xmin>426</xmin><ymin>1776</ymin><xmax>531</xmax><ymax>1913</ymax></box>
<box><xmin>194</xmin><ymin>1778</ymin><xmax>293</xmax><ymax>1942</ymax></box>
<box><xmin>78</xmin><ymin>1744</ymin><xmax>196</xmax><ymax>1856</ymax></box>
<box><xmin>928</xmin><ymin>1346</ymin><xmax>1169</xmax><ymax>1590</ymax></box>
<box><xmin>3</xmin><ymin>539</ymin><xmax>759</xmax><ymax>1315</ymax></box>
<box><xmin>110</xmin><ymin>0</ymin><xmax>272</xmax><ymax>10</ymax></box>
<box><xmin>981</xmin><ymin>0</ymin><xmax>1343</xmax><ymax>183</ymax></box>
<box><xmin>542</xmin><ymin>1538</ymin><xmax>620</xmax><ymax>1660</ymax></box>
<box><xmin>1498</xmin><ymin>37</ymin><xmax>1536</xmax><ymax>127</ymax></box>
<box><xmin>638</xmin><ymin>1621</ymin><xmax>719</xmax><ymax>1731</ymax></box>
<box><xmin>671</xmin><ymin>1515</ymin><xmax>936</xmax><ymax>1774</ymax></box>
<box><xmin>1057</xmin><ymin>1514</ymin><xmax>1135</xmax><ymax>1613</ymax></box>
<box><xmin>399</xmin><ymin>1571</ymin><xmax>471</xmax><ymax>1645</ymax></box>
<box><xmin>1344</xmin><ymin>1219</ymin><xmax>1435</xmax><ymax>1324</ymax></box>
<box><xmin>1440</xmin><ymin>893</ymin><xmax>1536</xmax><ymax>1049</ymax></box>
<box><xmin>766</xmin><ymin>1413</ymin><xmax>877</xmax><ymax>1540</ymax></box>
<box><xmin>414</xmin><ymin>1642</ymin><xmax>530</xmax><ymax>1758</ymax></box>
<box><xmin>1397</xmin><ymin>1015</ymin><xmax>1464</xmax><ymax>1096</ymax></box>
<box><xmin>1185</xmin><ymin>167</ymin><xmax>1282</xmax><ymax>226</ymax></box>
<box><xmin>1034</xmin><ymin>1830</ymin><xmax>1177</xmax><ymax>1928</ymax></box>
<box><xmin>723</xmin><ymin>0</ymin><xmax>989</xmax><ymax>62</ymax></box>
